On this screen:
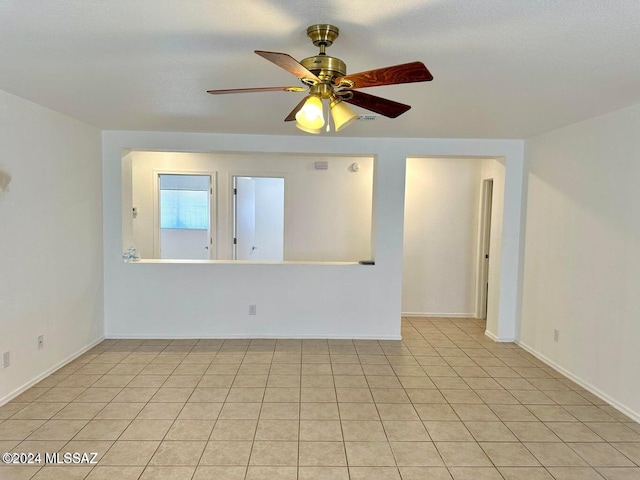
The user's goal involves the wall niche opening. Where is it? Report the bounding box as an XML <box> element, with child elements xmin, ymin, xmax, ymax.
<box><xmin>122</xmin><ymin>151</ymin><xmax>374</xmax><ymax>263</ymax></box>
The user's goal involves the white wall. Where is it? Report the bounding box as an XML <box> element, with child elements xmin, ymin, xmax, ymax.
<box><xmin>0</xmin><ymin>90</ymin><xmax>104</xmax><ymax>404</ymax></box>
<box><xmin>402</xmin><ymin>157</ymin><xmax>482</xmax><ymax>316</ymax></box>
<box><xmin>521</xmin><ymin>102</ymin><xmax>640</xmax><ymax>421</ymax></box>
<box><xmin>130</xmin><ymin>151</ymin><xmax>373</xmax><ymax>262</ymax></box>
<box><xmin>103</xmin><ymin>131</ymin><xmax>525</xmax><ymax>340</ymax></box>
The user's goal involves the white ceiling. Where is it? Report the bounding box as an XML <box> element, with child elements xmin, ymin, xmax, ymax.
<box><xmin>1</xmin><ymin>0</ymin><xmax>639</xmax><ymax>138</ymax></box>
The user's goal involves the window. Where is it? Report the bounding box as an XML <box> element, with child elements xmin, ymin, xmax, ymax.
<box><xmin>160</xmin><ymin>189</ymin><xmax>208</xmax><ymax>230</ymax></box>
<box><xmin>158</xmin><ymin>174</ymin><xmax>212</xmax><ymax>260</ymax></box>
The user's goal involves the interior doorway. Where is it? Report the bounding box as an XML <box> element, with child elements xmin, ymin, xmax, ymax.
<box><xmin>158</xmin><ymin>174</ymin><xmax>212</xmax><ymax>260</ymax></box>
<box><xmin>232</xmin><ymin>176</ymin><xmax>285</xmax><ymax>261</ymax></box>
<box><xmin>477</xmin><ymin>178</ymin><xmax>494</xmax><ymax>319</ymax></box>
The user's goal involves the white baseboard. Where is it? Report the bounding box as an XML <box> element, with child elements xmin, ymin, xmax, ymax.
<box><xmin>105</xmin><ymin>334</ymin><xmax>402</xmax><ymax>340</ymax></box>
<box><xmin>0</xmin><ymin>336</ymin><xmax>105</xmax><ymax>407</ymax></box>
<box><xmin>402</xmin><ymin>312</ymin><xmax>476</xmax><ymax>318</ymax></box>
<box><xmin>484</xmin><ymin>330</ymin><xmax>516</xmax><ymax>343</ymax></box>
<box><xmin>517</xmin><ymin>340</ymin><xmax>640</xmax><ymax>424</ymax></box>
<box><xmin>484</xmin><ymin>330</ymin><xmax>499</xmax><ymax>342</ymax></box>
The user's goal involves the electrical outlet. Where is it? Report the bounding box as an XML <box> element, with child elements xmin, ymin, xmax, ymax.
<box><xmin>249</xmin><ymin>305</ymin><xmax>257</xmax><ymax>315</ymax></box>
<box><xmin>3</xmin><ymin>351</ymin><xmax>9</xmax><ymax>368</ymax></box>
<box><xmin>554</xmin><ymin>329</ymin><xmax>560</xmax><ymax>342</ymax></box>
<box><xmin>38</xmin><ymin>335</ymin><xmax>44</xmax><ymax>350</ymax></box>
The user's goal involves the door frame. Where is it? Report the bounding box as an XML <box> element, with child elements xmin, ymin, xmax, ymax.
<box><xmin>229</xmin><ymin>172</ymin><xmax>288</xmax><ymax>260</ymax></box>
<box><xmin>476</xmin><ymin>178</ymin><xmax>494</xmax><ymax>319</ymax></box>
<box><xmin>153</xmin><ymin>170</ymin><xmax>217</xmax><ymax>259</ymax></box>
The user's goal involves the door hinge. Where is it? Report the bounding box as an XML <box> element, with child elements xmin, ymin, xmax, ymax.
<box><xmin>233</xmin><ymin>188</ymin><xmax>237</xmax><ymax>195</ymax></box>
<box><xmin>233</xmin><ymin>238</ymin><xmax>237</xmax><ymax>245</ymax></box>
<box><xmin>210</xmin><ymin>238</ymin><xmax>213</xmax><ymax>245</ymax></box>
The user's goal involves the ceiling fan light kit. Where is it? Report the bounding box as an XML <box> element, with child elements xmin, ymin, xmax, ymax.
<box><xmin>295</xmin><ymin>121</ymin><xmax>323</xmax><ymax>135</ymax></box>
<box><xmin>295</xmin><ymin>95</ymin><xmax>324</xmax><ymax>130</ymax></box>
<box><xmin>330</xmin><ymin>97</ymin><xmax>358</xmax><ymax>132</ymax></box>
<box><xmin>207</xmin><ymin>24</ymin><xmax>433</xmax><ymax>135</ymax></box>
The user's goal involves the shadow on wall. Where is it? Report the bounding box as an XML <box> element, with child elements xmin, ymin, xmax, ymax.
<box><xmin>0</xmin><ymin>167</ymin><xmax>11</xmax><ymax>194</ymax></box>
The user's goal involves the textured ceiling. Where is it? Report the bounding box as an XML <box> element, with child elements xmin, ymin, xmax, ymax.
<box><xmin>1</xmin><ymin>0</ymin><xmax>639</xmax><ymax>138</ymax></box>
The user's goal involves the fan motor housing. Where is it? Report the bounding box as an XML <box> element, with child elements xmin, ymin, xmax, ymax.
<box><xmin>300</xmin><ymin>55</ymin><xmax>346</xmax><ymax>83</ymax></box>
<box><xmin>301</xmin><ymin>24</ymin><xmax>346</xmax><ymax>83</ymax></box>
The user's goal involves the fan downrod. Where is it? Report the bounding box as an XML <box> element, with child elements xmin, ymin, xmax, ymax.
<box><xmin>300</xmin><ymin>24</ymin><xmax>346</xmax><ymax>83</ymax></box>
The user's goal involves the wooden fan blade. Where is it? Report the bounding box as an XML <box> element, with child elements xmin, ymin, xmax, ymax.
<box><xmin>255</xmin><ymin>51</ymin><xmax>320</xmax><ymax>83</ymax></box>
<box><xmin>336</xmin><ymin>61</ymin><xmax>433</xmax><ymax>89</ymax></box>
<box><xmin>207</xmin><ymin>86</ymin><xmax>306</xmax><ymax>95</ymax></box>
<box><xmin>284</xmin><ymin>97</ymin><xmax>308</xmax><ymax>122</ymax></box>
<box><xmin>342</xmin><ymin>90</ymin><xmax>411</xmax><ymax>118</ymax></box>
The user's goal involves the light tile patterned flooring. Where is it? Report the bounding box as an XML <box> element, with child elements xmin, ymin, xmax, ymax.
<box><xmin>1</xmin><ymin>317</ymin><xmax>639</xmax><ymax>480</ymax></box>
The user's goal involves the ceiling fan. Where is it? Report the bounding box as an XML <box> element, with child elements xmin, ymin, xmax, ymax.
<box><xmin>207</xmin><ymin>24</ymin><xmax>433</xmax><ymax>134</ymax></box>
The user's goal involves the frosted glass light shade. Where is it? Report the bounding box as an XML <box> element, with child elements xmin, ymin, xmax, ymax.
<box><xmin>295</xmin><ymin>122</ymin><xmax>322</xmax><ymax>134</ymax></box>
<box><xmin>330</xmin><ymin>99</ymin><xmax>358</xmax><ymax>131</ymax></box>
<box><xmin>295</xmin><ymin>96</ymin><xmax>324</xmax><ymax>130</ymax></box>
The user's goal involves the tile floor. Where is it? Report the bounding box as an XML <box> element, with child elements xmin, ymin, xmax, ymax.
<box><xmin>0</xmin><ymin>317</ymin><xmax>639</xmax><ymax>480</ymax></box>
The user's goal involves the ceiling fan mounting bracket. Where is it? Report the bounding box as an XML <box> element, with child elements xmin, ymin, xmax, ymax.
<box><xmin>306</xmin><ymin>24</ymin><xmax>340</xmax><ymax>48</ymax></box>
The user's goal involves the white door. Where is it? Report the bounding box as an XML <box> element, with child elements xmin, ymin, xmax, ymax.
<box><xmin>234</xmin><ymin>177</ymin><xmax>257</xmax><ymax>260</ymax></box>
<box><xmin>233</xmin><ymin>176</ymin><xmax>284</xmax><ymax>261</ymax></box>
<box><xmin>478</xmin><ymin>179</ymin><xmax>494</xmax><ymax>318</ymax></box>
<box><xmin>159</xmin><ymin>174</ymin><xmax>211</xmax><ymax>260</ymax></box>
